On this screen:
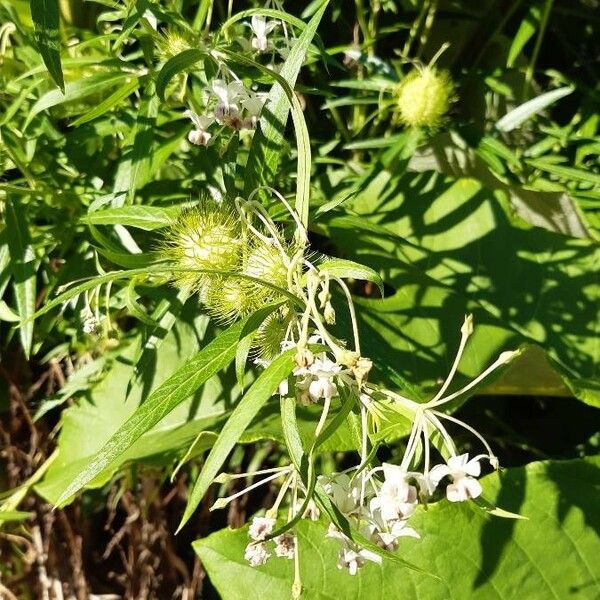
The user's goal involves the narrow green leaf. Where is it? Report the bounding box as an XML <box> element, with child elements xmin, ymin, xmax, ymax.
<box><xmin>0</xmin><ymin>510</ymin><xmax>33</xmax><ymax>524</ymax></box>
<box><xmin>311</xmin><ymin>386</ymin><xmax>355</xmax><ymax>453</ymax></box>
<box><xmin>5</xmin><ymin>197</ymin><xmax>36</xmax><ymax>358</ymax></box>
<box><xmin>71</xmin><ymin>78</ymin><xmax>140</xmax><ymax>126</ymax></box>
<box><xmin>221</xmin><ymin>8</ymin><xmax>308</xmax><ymax>33</ymax></box>
<box><xmin>507</xmin><ymin>2</ymin><xmax>541</xmax><ymax>67</ymax></box>
<box><xmin>83</xmin><ymin>205</ymin><xmax>178</xmax><ymax>230</ymax></box>
<box><xmin>526</xmin><ymin>157</ymin><xmax>600</xmax><ymax>186</ymax></box>
<box><xmin>318</xmin><ymin>257</ymin><xmax>384</xmax><ymax>296</ymax></box>
<box><xmin>54</xmin><ymin>319</ymin><xmax>252</xmax><ymax>507</ymax></box>
<box><xmin>127</xmin><ymin>289</ymin><xmax>189</xmax><ymax>396</ymax></box>
<box><xmin>244</xmin><ymin>2</ymin><xmax>328</xmax><ymax>198</ymax></box>
<box><xmin>235</xmin><ymin>302</ymin><xmax>284</xmax><ymax>390</ymax></box>
<box><xmin>30</xmin><ymin>0</ymin><xmax>64</xmax><ymax>91</ymax></box>
<box><xmin>179</xmin><ymin>349</ymin><xmax>296</xmax><ymax>529</ymax></box>
<box><xmin>496</xmin><ymin>86</ymin><xmax>574</xmax><ymax>132</ymax></box>
<box><xmin>280</xmin><ymin>394</ymin><xmax>306</xmax><ymax>473</ymax></box>
<box><xmin>25</xmin><ymin>72</ymin><xmax>130</xmax><ymax>128</ymax></box>
<box><xmin>128</xmin><ymin>89</ymin><xmax>159</xmax><ymax>202</ymax></box>
<box><xmin>156</xmin><ymin>48</ymin><xmax>206</xmax><ymax>101</ymax></box>
<box><xmin>0</xmin><ymin>300</ymin><xmax>21</xmax><ymax>322</ymax></box>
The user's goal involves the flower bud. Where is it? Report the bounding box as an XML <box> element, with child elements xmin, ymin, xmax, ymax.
<box><xmin>188</xmin><ymin>129</ymin><xmax>211</xmax><ymax>146</ymax></box>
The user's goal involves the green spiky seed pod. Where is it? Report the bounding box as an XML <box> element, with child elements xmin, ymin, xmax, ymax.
<box><xmin>254</xmin><ymin>310</ymin><xmax>292</xmax><ymax>360</ymax></box>
<box><xmin>163</xmin><ymin>203</ymin><xmax>242</xmax><ymax>293</ymax></box>
<box><xmin>203</xmin><ymin>277</ymin><xmax>257</xmax><ymax>323</ymax></box>
<box><xmin>243</xmin><ymin>240</ymin><xmax>290</xmax><ymax>302</ymax></box>
<box><xmin>158</xmin><ymin>28</ymin><xmax>194</xmax><ymax>59</ymax></box>
<box><xmin>395</xmin><ymin>67</ymin><xmax>455</xmax><ymax>128</ymax></box>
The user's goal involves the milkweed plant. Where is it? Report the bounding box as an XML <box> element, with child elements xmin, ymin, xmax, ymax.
<box><xmin>2</xmin><ymin>0</ymin><xmax>599</xmax><ymax>598</ymax></box>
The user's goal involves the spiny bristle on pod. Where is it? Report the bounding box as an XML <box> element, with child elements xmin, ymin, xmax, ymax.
<box><xmin>162</xmin><ymin>202</ymin><xmax>242</xmax><ymax>292</ymax></box>
<box><xmin>254</xmin><ymin>310</ymin><xmax>293</xmax><ymax>360</ymax></box>
<box><xmin>243</xmin><ymin>240</ymin><xmax>290</xmax><ymax>303</ymax></box>
<box><xmin>203</xmin><ymin>276</ymin><xmax>258</xmax><ymax>323</ymax></box>
<box><xmin>158</xmin><ymin>28</ymin><xmax>194</xmax><ymax>59</ymax></box>
<box><xmin>395</xmin><ymin>66</ymin><xmax>455</xmax><ymax>128</ymax></box>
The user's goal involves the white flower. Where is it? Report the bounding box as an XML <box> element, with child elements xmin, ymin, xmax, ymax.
<box><xmin>274</xmin><ymin>533</ymin><xmax>295</xmax><ymax>559</ymax></box>
<box><xmin>212</xmin><ymin>79</ymin><xmax>246</xmax><ymax>125</ymax></box>
<box><xmin>240</xmin><ymin>91</ymin><xmax>267</xmax><ymax>129</ymax></box>
<box><xmin>184</xmin><ymin>110</ymin><xmax>213</xmax><ymax>146</ymax></box>
<box><xmin>244</xmin><ymin>542</ymin><xmax>270</xmax><ymax>567</ymax></box>
<box><xmin>242</xmin><ymin>91</ymin><xmax>267</xmax><ymax>117</ymax></box>
<box><xmin>429</xmin><ymin>453</ymin><xmax>484</xmax><ymax>502</ymax></box>
<box><xmin>370</xmin><ymin>463</ymin><xmax>418</xmax><ymax>522</ymax></box>
<box><xmin>368</xmin><ymin>515</ymin><xmax>420</xmax><ymax>551</ymax></box>
<box><xmin>318</xmin><ymin>473</ymin><xmax>361</xmax><ymax>515</ymax></box>
<box><xmin>248</xmin><ymin>516</ymin><xmax>276</xmax><ymax>541</ymax></box>
<box><xmin>80</xmin><ymin>307</ymin><xmax>100</xmax><ymax>334</ymax></box>
<box><xmin>250</xmin><ymin>15</ymin><xmax>278</xmax><ymax>52</ymax></box>
<box><xmin>337</xmin><ymin>547</ymin><xmax>381</xmax><ymax>576</ymax></box>
<box><xmin>304</xmin><ymin>354</ymin><xmax>343</xmax><ymax>402</ymax></box>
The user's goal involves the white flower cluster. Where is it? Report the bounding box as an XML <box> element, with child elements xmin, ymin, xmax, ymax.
<box><xmin>244</xmin><ymin>516</ymin><xmax>296</xmax><ymax>567</ymax></box>
<box><xmin>319</xmin><ymin>453</ymin><xmax>490</xmax><ymax>575</ymax></box>
<box><xmin>185</xmin><ymin>80</ymin><xmax>267</xmax><ymax>146</ymax></box>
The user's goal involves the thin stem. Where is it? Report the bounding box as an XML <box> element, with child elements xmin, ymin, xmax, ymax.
<box><xmin>332</xmin><ymin>276</ymin><xmax>361</xmax><ymax>355</ymax></box>
<box><xmin>269</xmin><ymin>471</ymin><xmax>294</xmax><ymax>514</ymax></box>
<box><xmin>214</xmin><ymin>469</ymin><xmax>288</xmax><ymax>508</ymax></box>
<box><xmin>429</xmin><ymin>315</ymin><xmax>472</xmax><ymax>404</ymax></box>
<box><xmin>424</xmin><ymin>411</ymin><xmax>457</xmax><ymax>458</ymax></box>
<box><xmin>359</xmin><ymin>405</ymin><xmax>368</xmax><ymax>506</ymax></box>
<box><xmin>523</xmin><ymin>0</ymin><xmax>554</xmax><ymax>100</ymax></box>
<box><xmin>314</xmin><ymin>396</ymin><xmax>332</xmax><ymax>438</ymax></box>
<box><xmin>431</xmin><ymin>410</ymin><xmax>496</xmax><ymax>460</ymax></box>
<box><xmin>424</xmin><ymin>352</ymin><xmax>512</xmax><ymax>409</ymax></box>
<box><xmin>400</xmin><ymin>411</ymin><xmax>423</xmax><ymax>471</ymax></box>
<box><xmin>415</xmin><ymin>0</ymin><xmax>438</xmax><ymax>61</ymax></box>
<box><xmin>403</xmin><ymin>0</ymin><xmax>429</xmax><ymax>58</ymax></box>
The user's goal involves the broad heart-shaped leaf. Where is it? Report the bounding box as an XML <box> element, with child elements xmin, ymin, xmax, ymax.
<box><xmin>179</xmin><ymin>349</ymin><xmax>297</xmax><ymax>529</ymax></box>
<box><xmin>322</xmin><ymin>164</ymin><xmax>600</xmax><ymax>406</ymax></box>
<box><xmin>51</xmin><ymin>316</ymin><xmax>257</xmax><ymax>507</ymax></box>
<box><xmin>30</xmin><ymin>0</ymin><xmax>64</xmax><ymax>91</ymax></box>
<box><xmin>194</xmin><ymin>456</ymin><xmax>600</xmax><ymax>599</ymax></box>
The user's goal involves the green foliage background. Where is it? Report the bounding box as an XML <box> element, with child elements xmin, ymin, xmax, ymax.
<box><xmin>0</xmin><ymin>0</ymin><xmax>599</xmax><ymax>598</ymax></box>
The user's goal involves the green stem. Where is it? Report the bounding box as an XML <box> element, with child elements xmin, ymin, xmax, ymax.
<box><xmin>522</xmin><ymin>0</ymin><xmax>554</xmax><ymax>100</ymax></box>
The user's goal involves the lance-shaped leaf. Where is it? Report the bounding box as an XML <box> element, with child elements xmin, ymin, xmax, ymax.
<box><xmin>179</xmin><ymin>349</ymin><xmax>296</xmax><ymax>529</ymax></box>
<box><xmin>53</xmin><ymin>317</ymin><xmax>265</xmax><ymax>506</ymax></box>
<box><xmin>30</xmin><ymin>0</ymin><xmax>64</xmax><ymax>91</ymax></box>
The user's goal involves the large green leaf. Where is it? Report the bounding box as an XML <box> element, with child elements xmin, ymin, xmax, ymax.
<box><xmin>35</xmin><ymin>311</ymin><xmax>233</xmax><ymax>504</ymax></box>
<box><xmin>323</xmin><ymin>164</ymin><xmax>600</xmax><ymax>405</ymax></box>
<box><xmin>195</xmin><ymin>456</ymin><xmax>600</xmax><ymax>599</ymax></box>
